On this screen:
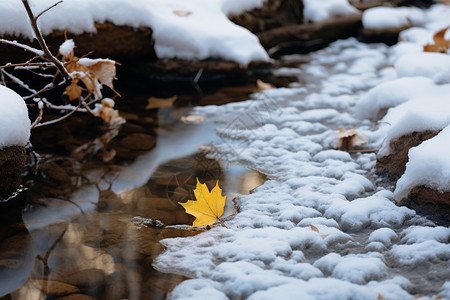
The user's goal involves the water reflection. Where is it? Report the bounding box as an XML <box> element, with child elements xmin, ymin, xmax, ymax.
<box><xmin>2</xmin><ymin>151</ymin><xmax>265</xmax><ymax>299</ymax></box>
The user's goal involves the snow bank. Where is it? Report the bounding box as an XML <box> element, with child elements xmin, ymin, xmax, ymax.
<box><xmin>0</xmin><ymin>0</ymin><xmax>268</xmax><ymax>65</ymax></box>
<box><xmin>394</xmin><ymin>52</ymin><xmax>450</xmax><ymax>79</ymax></box>
<box><xmin>303</xmin><ymin>0</ymin><xmax>359</xmax><ymax>23</ymax></box>
<box><xmin>354</xmin><ymin>77</ymin><xmax>435</xmax><ymax>121</ymax></box>
<box><xmin>394</xmin><ymin>125</ymin><xmax>450</xmax><ymax>200</ymax></box>
<box><xmin>362</xmin><ymin>6</ymin><xmax>425</xmax><ymax>30</ymax></box>
<box><xmin>0</xmin><ymin>85</ymin><xmax>30</xmax><ymax>149</ymax></box>
<box><xmin>377</xmin><ymin>90</ymin><xmax>450</xmax><ymax>157</ymax></box>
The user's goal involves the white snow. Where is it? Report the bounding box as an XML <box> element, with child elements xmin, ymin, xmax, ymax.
<box><xmin>362</xmin><ymin>6</ymin><xmax>425</xmax><ymax>30</ymax></box>
<box><xmin>303</xmin><ymin>0</ymin><xmax>360</xmax><ymax>23</ymax></box>
<box><xmin>0</xmin><ymin>0</ymin><xmax>269</xmax><ymax>65</ymax></box>
<box><xmin>58</xmin><ymin>38</ymin><xmax>74</xmax><ymax>58</ymax></box>
<box><xmin>0</xmin><ymin>85</ymin><xmax>31</xmax><ymax>149</ymax></box>
<box><xmin>394</xmin><ymin>52</ymin><xmax>450</xmax><ymax>79</ymax></box>
<box><xmin>394</xmin><ymin>125</ymin><xmax>450</xmax><ymax>200</ymax></box>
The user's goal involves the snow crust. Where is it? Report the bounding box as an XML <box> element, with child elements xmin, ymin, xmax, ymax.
<box><xmin>0</xmin><ymin>85</ymin><xmax>31</xmax><ymax>149</ymax></box>
<box><xmin>153</xmin><ymin>39</ymin><xmax>449</xmax><ymax>299</ymax></box>
<box><xmin>0</xmin><ymin>0</ymin><xmax>268</xmax><ymax>65</ymax></box>
<box><xmin>303</xmin><ymin>0</ymin><xmax>360</xmax><ymax>23</ymax></box>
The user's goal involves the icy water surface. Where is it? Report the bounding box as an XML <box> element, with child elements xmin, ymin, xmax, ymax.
<box><xmin>0</xmin><ymin>81</ymin><xmax>268</xmax><ymax>299</ymax></box>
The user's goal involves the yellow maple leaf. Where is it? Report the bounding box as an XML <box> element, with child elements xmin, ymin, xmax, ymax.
<box><xmin>179</xmin><ymin>178</ymin><xmax>227</xmax><ymax>229</ymax></box>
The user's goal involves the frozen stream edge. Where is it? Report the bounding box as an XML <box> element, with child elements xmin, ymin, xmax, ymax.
<box><xmin>153</xmin><ymin>39</ymin><xmax>450</xmax><ymax>300</ymax></box>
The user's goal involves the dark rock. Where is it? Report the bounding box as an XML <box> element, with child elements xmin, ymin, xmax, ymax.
<box><xmin>399</xmin><ymin>186</ymin><xmax>450</xmax><ymax>226</ymax></box>
<box><xmin>120</xmin><ymin>133</ymin><xmax>156</xmax><ymax>150</ymax></box>
<box><xmin>0</xmin><ymin>146</ymin><xmax>26</xmax><ymax>200</ymax></box>
<box><xmin>56</xmin><ymin>294</ymin><xmax>97</xmax><ymax>300</ymax></box>
<box><xmin>57</xmin><ymin>268</ymin><xmax>106</xmax><ymax>292</ymax></box>
<box><xmin>376</xmin><ymin>130</ymin><xmax>440</xmax><ymax>180</ymax></box>
<box><xmin>258</xmin><ymin>14</ymin><xmax>362</xmax><ymax>55</ymax></box>
<box><xmin>0</xmin><ymin>22</ymin><xmax>156</xmax><ymax>65</ymax></box>
<box><xmin>229</xmin><ymin>0</ymin><xmax>304</xmax><ymax>33</ymax></box>
<box><xmin>32</xmin><ymin>280</ymin><xmax>80</xmax><ymax>297</ymax></box>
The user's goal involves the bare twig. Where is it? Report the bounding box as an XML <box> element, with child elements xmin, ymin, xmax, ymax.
<box><xmin>21</xmin><ymin>0</ymin><xmax>71</xmax><ymax>83</ymax></box>
<box><xmin>0</xmin><ymin>39</ymin><xmax>44</xmax><ymax>56</ymax></box>
<box><xmin>35</xmin><ymin>0</ymin><xmax>63</xmax><ymax>20</ymax></box>
<box><xmin>34</xmin><ymin>96</ymin><xmax>83</xmax><ymax>128</ymax></box>
<box><xmin>30</xmin><ymin>102</ymin><xmax>44</xmax><ymax>129</ymax></box>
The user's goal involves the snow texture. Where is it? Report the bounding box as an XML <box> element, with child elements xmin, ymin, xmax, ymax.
<box><xmin>0</xmin><ymin>0</ymin><xmax>268</xmax><ymax>65</ymax></box>
<box><xmin>303</xmin><ymin>0</ymin><xmax>360</xmax><ymax>23</ymax></box>
<box><xmin>0</xmin><ymin>85</ymin><xmax>31</xmax><ymax>149</ymax></box>
<box><xmin>362</xmin><ymin>6</ymin><xmax>425</xmax><ymax>30</ymax></box>
<box><xmin>153</xmin><ymin>38</ymin><xmax>450</xmax><ymax>299</ymax></box>
<box><xmin>58</xmin><ymin>38</ymin><xmax>74</xmax><ymax>57</ymax></box>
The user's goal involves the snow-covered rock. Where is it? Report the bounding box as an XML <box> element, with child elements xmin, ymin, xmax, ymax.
<box><xmin>303</xmin><ymin>0</ymin><xmax>359</xmax><ymax>23</ymax></box>
<box><xmin>0</xmin><ymin>85</ymin><xmax>30</xmax><ymax>149</ymax></box>
<box><xmin>0</xmin><ymin>0</ymin><xmax>269</xmax><ymax>65</ymax></box>
<box><xmin>394</xmin><ymin>125</ymin><xmax>450</xmax><ymax>200</ymax></box>
<box><xmin>362</xmin><ymin>7</ymin><xmax>425</xmax><ymax>31</ymax></box>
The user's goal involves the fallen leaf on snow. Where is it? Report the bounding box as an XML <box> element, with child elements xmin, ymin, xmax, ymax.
<box><xmin>424</xmin><ymin>27</ymin><xmax>450</xmax><ymax>53</ymax></box>
<box><xmin>310</xmin><ymin>224</ymin><xmax>319</xmax><ymax>233</ymax></box>
<box><xmin>336</xmin><ymin>128</ymin><xmax>368</xmax><ymax>151</ymax></box>
<box><xmin>256</xmin><ymin>79</ymin><xmax>275</xmax><ymax>91</ymax></box>
<box><xmin>181</xmin><ymin>115</ymin><xmax>204</xmax><ymax>124</ymax></box>
<box><xmin>179</xmin><ymin>178</ymin><xmax>227</xmax><ymax>229</ymax></box>
<box><xmin>310</xmin><ymin>224</ymin><xmax>328</xmax><ymax>239</ymax></box>
<box><xmin>146</xmin><ymin>96</ymin><xmax>177</xmax><ymax>110</ymax></box>
<box><xmin>198</xmin><ymin>144</ymin><xmax>212</xmax><ymax>151</ymax></box>
<box><xmin>173</xmin><ymin>10</ymin><xmax>192</xmax><ymax>17</ymax></box>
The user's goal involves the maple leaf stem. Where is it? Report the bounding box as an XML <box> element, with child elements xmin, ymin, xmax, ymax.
<box><xmin>218</xmin><ymin>218</ymin><xmax>229</xmax><ymax>229</ymax></box>
<box><xmin>21</xmin><ymin>0</ymin><xmax>72</xmax><ymax>84</ymax></box>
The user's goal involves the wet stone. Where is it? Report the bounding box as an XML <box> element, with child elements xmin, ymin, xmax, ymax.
<box><xmin>57</xmin><ymin>268</ymin><xmax>106</xmax><ymax>292</ymax></box>
<box><xmin>120</xmin><ymin>133</ymin><xmax>156</xmax><ymax>150</ymax></box>
<box><xmin>101</xmin><ymin>272</ymin><xmax>128</xmax><ymax>300</ymax></box>
<box><xmin>377</xmin><ymin>130</ymin><xmax>440</xmax><ymax>180</ymax></box>
<box><xmin>0</xmin><ymin>146</ymin><xmax>26</xmax><ymax>200</ymax></box>
<box><xmin>32</xmin><ymin>280</ymin><xmax>80</xmax><ymax>297</ymax></box>
<box><xmin>56</xmin><ymin>294</ymin><xmax>97</xmax><ymax>300</ymax></box>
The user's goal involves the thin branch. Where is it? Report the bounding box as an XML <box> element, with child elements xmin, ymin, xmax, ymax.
<box><xmin>21</xmin><ymin>0</ymin><xmax>71</xmax><ymax>83</ymax></box>
<box><xmin>35</xmin><ymin>0</ymin><xmax>63</xmax><ymax>20</ymax></box>
<box><xmin>30</xmin><ymin>103</ymin><xmax>44</xmax><ymax>129</ymax></box>
<box><xmin>0</xmin><ymin>39</ymin><xmax>44</xmax><ymax>56</ymax></box>
<box><xmin>34</xmin><ymin>97</ymin><xmax>84</xmax><ymax>128</ymax></box>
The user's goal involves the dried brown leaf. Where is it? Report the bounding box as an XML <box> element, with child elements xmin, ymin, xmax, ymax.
<box><xmin>146</xmin><ymin>96</ymin><xmax>177</xmax><ymax>110</ymax></box>
<box><xmin>256</xmin><ymin>79</ymin><xmax>275</xmax><ymax>91</ymax></box>
<box><xmin>310</xmin><ymin>224</ymin><xmax>319</xmax><ymax>233</ymax></box>
<box><xmin>173</xmin><ymin>10</ymin><xmax>192</xmax><ymax>17</ymax></box>
<box><xmin>424</xmin><ymin>27</ymin><xmax>450</xmax><ymax>53</ymax></box>
<box><xmin>181</xmin><ymin>115</ymin><xmax>204</xmax><ymax>124</ymax></box>
<box><xmin>65</xmin><ymin>80</ymin><xmax>82</xmax><ymax>101</ymax></box>
<box><xmin>336</xmin><ymin>128</ymin><xmax>368</xmax><ymax>151</ymax></box>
